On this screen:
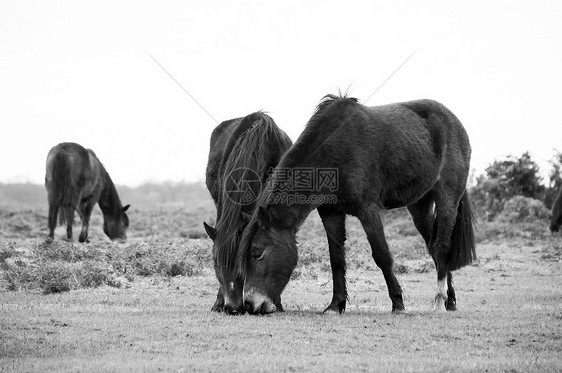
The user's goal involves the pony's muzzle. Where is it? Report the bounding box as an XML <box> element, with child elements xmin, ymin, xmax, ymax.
<box><xmin>224</xmin><ymin>304</ymin><xmax>246</xmax><ymax>315</ymax></box>
<box><xmin>243</xmin><ymin>294</ymin><xmax>278</xmax><ymax>315</ymax></box>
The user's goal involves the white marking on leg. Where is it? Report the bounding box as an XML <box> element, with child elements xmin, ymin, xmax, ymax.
<box><xmin>433</xmin><ymin>276</ymin><xmax>448</xmax><ymax>312</ymax></box>
<box><xmin>438</xmin><ymin>278</ymin><xmax>448</xmax><ymax>298</ymax></box>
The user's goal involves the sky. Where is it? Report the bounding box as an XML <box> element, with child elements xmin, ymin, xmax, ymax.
<box><xmin>0</xmin><ymin>0</ymin><xmax>560</xmax><ymax>187</ymax></box>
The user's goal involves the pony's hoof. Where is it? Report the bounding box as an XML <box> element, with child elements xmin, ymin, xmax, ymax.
<box><xmin>392</xmin><ymin>306</ymin><xmax>406</xmax><ymax>314</ymax></box>
<box><xmin>322</xmin><ymin>301</ymin><xmax>346</xmax><ymax>314</ymax></box>
<box><xmin>445</xmin><ymin>299</ymin><xmax>457</xmax><ymax>311</ymax></box>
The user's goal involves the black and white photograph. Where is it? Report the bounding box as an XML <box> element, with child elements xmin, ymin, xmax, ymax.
<box><xmin>1</xmin><ymin>1</ymin><xmax>561</xmax><ymax>371</ymax></box>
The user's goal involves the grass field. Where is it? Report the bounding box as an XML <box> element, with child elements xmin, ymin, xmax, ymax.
<box><xmin>1</xmin><ymin>189</ymin><xmax>561</xmax><ymax>372</ymax></box>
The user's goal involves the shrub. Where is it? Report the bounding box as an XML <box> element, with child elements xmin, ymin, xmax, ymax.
<box><xmin>470</xmin><ymin>152</ymin><xmax>546</xmax><ymax>220</ymax></box>
<box><xmin>498</xmin><ymin>196</ymin><xmax>550</xmax><ymax>223</ymax></box>
<box><xmin>39</xmin><ymin>262</ymin><xmax>77</xmax><ymax>294</ymax></box>
<box><xmin>2</xmin><ymin>240</ymin><xmax>211</xmax><ymax>293</ymax></box>
<box><xmin>0</xmin><ymin>242</ymin><xmax>17</xmax><ymax>263</ymax></box>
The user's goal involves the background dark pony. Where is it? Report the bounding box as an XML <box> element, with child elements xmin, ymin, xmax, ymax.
<box><xmin>45</xmin><ymin>142</ymin><xmax>130</xmax><ymax>243</ymax></box>
<box><xmin>204</xmin><ymin>112</ymin><xmax>291</xmax><ymax>314</ymax></box>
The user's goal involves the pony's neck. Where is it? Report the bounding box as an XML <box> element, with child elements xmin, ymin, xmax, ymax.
<box><xmin>98</xmin><ymin>169</ymin><xmax>122</xmax><ymax>217</ymax></box>
<box><xmin>269</xmin><ymin>201</ymin><xmax>314</xmax><ymax>232</ymax></box>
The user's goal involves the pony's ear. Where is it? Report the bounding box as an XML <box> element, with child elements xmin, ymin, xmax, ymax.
<box><xmin>122</xmin><ymin>204</ymin><xmax>131</xmax><ymax>212</ymax></box>
<box><xmin>203</xmin><ymin>222</ymin><xmax>217</xmax><ymax>241</ymax></box>
<box><xmin>257</xmin><ymin>206</ymin><xmax>270</xmax><ymax>230</ymax></box>
<box><xmin>241</xmin><ymin>211</ymin><xmax>252</xmax><ymax>222</ymax></box>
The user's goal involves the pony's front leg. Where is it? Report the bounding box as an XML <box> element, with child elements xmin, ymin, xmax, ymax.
<box><xmin>318</xmin><ymin>207</ymin><xmax>347</xmax><ymax>314</ymax></box>
<box><xmin>78</xmin><ymin>199</ymin><xmax>95</xmax><ymax>243</ymax></box>
<box><xmin>211</xmin><ymin>288</ymin><xmax>225</xmax><ymax>312</ymax></box>
<box><xmin>78</xmin><ymin>224</ymin><xmax>90</xmax><ymax>243</ymax></box>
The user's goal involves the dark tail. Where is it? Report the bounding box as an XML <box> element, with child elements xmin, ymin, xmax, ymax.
<box><xmin>47</xmin><ymin>152</ymin><xmax>75</xmax><ymax>227</ymax></box>
<box><xmin>448</xmin><ymin>191</ymin><xmax>477</xmax><ymax>271</ymax></box>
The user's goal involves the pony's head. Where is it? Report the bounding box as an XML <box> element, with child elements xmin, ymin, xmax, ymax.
<box><xmin>238</xmin><ymin>206</ymin><xmax>298</xmax><ymax>314</ymax></box>
<box><xmin>204</xmin><ymin>221</ymin><xmax>246</xmax><ymax>314</ymax></box>
<box><xmin>103</xmin><ymin>204</ymin><xmax>130</xmax><ymax>241</ymax></box>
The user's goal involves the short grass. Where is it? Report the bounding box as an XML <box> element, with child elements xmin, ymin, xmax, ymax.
<box><xmin>1</xmin><ymin>204</ymin><xmax>561</xmax><ymax>372</ymax></box>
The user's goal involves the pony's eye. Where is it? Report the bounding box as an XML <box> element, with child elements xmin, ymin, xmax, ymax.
<box><xmin>252</xmin><ymin>250</ymin><xmax>265</xmax><ymax>261</ymax></box>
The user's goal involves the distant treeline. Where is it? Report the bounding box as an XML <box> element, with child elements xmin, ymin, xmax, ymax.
<box><xmin>0</xmin><ymin>181</ymin><xmax>213</xmax><ymax>209</ymax></box>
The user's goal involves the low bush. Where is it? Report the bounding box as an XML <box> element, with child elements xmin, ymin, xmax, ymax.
<box><xmin>498</xmin><ymin>196</ymin><xmax>551</xmax><ymax>223</ymax></box>
<box><xmin>1</xmin><ymin>239</ymin><xmax>212</xmax><ymax>293</ymax></box>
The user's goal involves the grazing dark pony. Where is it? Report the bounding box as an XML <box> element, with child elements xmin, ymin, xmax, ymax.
<box><xmin>203</xmin><ymin>112</ymin><xmax>292</xmax><ymax>314</ymax></box>
<box><xmin>45</xmin><ymin>142</ymin><xmax>130</xmax><ymax>243</ymax></box>
<box><xmin>236</xmin><ymin>94</ymin><xmax>476</xmax><ymax>315</ymax></box>
<box><xmin>550</xmin><ymin>187</ymin><xmax>562</xmax><ymax>233</ymax></box>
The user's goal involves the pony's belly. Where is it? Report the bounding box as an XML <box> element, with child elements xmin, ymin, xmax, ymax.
<box><xmin>380</xmin><ymin>178</ymin><xmax>435</xmax><ymax>210</ymax></box>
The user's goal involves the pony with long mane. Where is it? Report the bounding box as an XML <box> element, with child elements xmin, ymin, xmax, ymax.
<box><xmin>204</xmin><ymin>112</ymin><xmax>292</xmax><ymax>314</ymax></box>
<box><xmin>45</xmin><ymin>142</ymin><xmax>130</xmax><ymax>242</ymax></box>
<box><xmin>236</xmin><ymin>94</ymin><xmax>476</xmax><ymax>315</ymax></box>
<box><xmin>550</xmin><ymin>187</ymin><xmax>562</xmax><ymax>233</ymax></box>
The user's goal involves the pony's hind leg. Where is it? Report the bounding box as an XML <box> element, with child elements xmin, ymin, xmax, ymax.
<box><xmin>407</xmin><ymin>192</ymin><xmax>435</xmax><ymax>247</ymax></box>
<box><xmin>358</xmin><ymin>205</ymin><xmax>404</xmax><ymax>313</ymax></box>
<box><xmin>63</xmin><ymin>206</ymin><xmax>74</xmax><ymax>240</ymax></box>
<box><xmin>318</xmin><ymin>206</ymin><xmax>347</xmax><ymax>314</ymax></box>
<box><xmin>431</xmin><ymin>199</ymin><xmax>458</xmax><ymax>311</ymax></box>
<box><xmin>446</xmin><ymin>271</ymin><xmax>456</xmax><ymax>311</ymax></box>
<box><xmin>408</xmin><ymin>194</ymin><xmax>456</xmax><ymax>310</ymax></box>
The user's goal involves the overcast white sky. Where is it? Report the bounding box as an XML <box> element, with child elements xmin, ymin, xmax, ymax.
<box><xmin>0</xmin><ymin>0</ymin><xmax>560</xmax><ymax>186</ymax></box>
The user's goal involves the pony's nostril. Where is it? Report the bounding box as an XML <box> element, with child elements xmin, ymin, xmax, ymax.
<box><xmin>224</xmin><ymin>304</ymin><xmax>240</xmax><ymax>315</ymax></box>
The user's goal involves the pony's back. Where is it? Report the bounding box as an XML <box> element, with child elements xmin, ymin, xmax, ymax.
<box><xmin>206</xmin><ymin>118</ymin><xmax>241</xmax><ymax>206</ymax></box>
